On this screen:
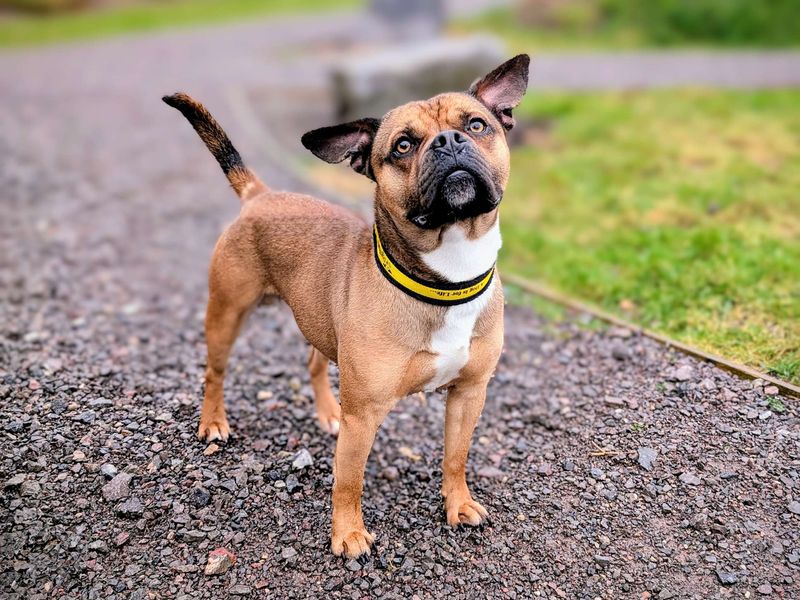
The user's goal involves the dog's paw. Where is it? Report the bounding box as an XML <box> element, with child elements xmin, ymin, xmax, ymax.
<box><xmin>445</xmin><ymin>495</ymin><xmax>489</xmax><ymax>527</ymax></box>
<box><xmin>197</xmin><ymin>417</ymin><xmax>230</xmax><ymax>442</ymax></box>
<box><xmin>331</xmin><ymin>527</ymin><xmax>374</xmax><ymax>558</ymax></box>
<box><xmin>316</xmin><ymin>403</ymin><xmax>341</xmax><ymax>437</ymax></box>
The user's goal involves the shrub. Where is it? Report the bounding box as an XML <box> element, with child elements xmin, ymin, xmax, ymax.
<box><xmin>1</xmin><ymin>0</ymin><xmax>90</xmax><ymax>14</ymax></box>
<box><xmin>515</xmin><ymin>0</ymin><xmax>800</xmax><ymax>46</ymax></box>
<box><xmin>600</xmin><ymin>0</ymin><xmax>800</xmax><ymax>46</ymax></box>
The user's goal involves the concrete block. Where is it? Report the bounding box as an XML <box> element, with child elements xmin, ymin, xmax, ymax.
<box><xmin>331</xmin><ymin>36</ymin><xmax>506</xmax><ymax>121</ymax></box>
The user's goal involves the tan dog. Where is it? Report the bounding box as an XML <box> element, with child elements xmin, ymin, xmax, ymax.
<box><xmin>163</xmin><ymin>54</ymin><xmax>529</xmax><ymax>558</ymax></box>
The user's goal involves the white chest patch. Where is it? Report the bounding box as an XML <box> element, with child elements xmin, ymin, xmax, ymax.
<box><xmin>424</xmin><ymin>280</ymin><xmax>495</xmax><ymax>391</ymax></box>
<box><xmin>422</xmin><ymin>220</ymin><xmax>502</xmax><ymax>281</ymax></box>
<box><xmin>421</xmin><ymin>221</ymin><xmax>501</xmax><ymax>391</ymax></box>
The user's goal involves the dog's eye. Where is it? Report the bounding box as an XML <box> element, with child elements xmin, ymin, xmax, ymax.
<box><xmin>393</xmin><ymin>137</ymin><xmax>413</xmax><ymax>156</ymax></box>
<box><xmin>467</xmin><ymin>118</ymin><xmax>487</xmax><ymax>134</ymax></box>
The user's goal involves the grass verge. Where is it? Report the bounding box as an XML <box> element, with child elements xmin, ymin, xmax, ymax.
<box><xmin>0</xmin><ymin>0</ymin><xmax>360</xmax><ymax>48</ymax></box>
<box><xmin>451</xmin><ymin>1</ymin><xmax>800</xmax><ymax>52</ymax></box>
<box><xmin>501</xmin><ymin>89</ymin><xmax>800</xmax><ymax>384</ymax></box>
<box><xmin>450</xmin><ymin>7</ymin><xmax>645</xmax><ymax>52</ymax></box>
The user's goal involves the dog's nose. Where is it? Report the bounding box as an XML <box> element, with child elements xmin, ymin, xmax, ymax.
<box><xmin>431</xmin><ymin>130</ymin><xmax>468</xmax><ymax>154</ymax></box>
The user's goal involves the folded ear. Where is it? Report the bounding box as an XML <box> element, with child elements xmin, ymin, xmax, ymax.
<box><xmin>469</xmin><ymin>54</ymin><xmax>530</xmax><ymax>131</ymax></box>
<box><xmin>301</xmin><ymin>118</ymin><xmax>381</xmax><ymax>180</ymax></box>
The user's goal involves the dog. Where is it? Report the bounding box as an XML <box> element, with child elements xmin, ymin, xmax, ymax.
<box><xmin>163</xmin><ymin>54</ymin><xmax>529</xmax><ymax>558</ymax></box>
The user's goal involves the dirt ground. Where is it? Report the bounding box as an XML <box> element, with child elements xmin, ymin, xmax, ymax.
<box><xmin>1</xmin><ymin>13</ymin><xmax>799</xmax><ymax>600</ymax></box>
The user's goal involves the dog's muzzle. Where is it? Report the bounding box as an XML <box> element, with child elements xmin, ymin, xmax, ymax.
<box><xmin>410</xmin><ymin>130</ymin><xmax>501</xmax><ymax>229</ymax></box>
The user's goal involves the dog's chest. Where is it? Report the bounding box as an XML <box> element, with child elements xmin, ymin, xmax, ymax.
<box><xmin>424</xmin><ymin>283</ymin><xmax>493</xmax><ymax>391</ymax></box>
<box><xmin>419</xmin><ymin>221</ymin><xmax>501</xmax><ymax>391</ymax></box>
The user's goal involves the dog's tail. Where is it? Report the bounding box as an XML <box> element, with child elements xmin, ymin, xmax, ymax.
<box><xmin>162</xmin><ymin>92</ymin><xmax>266</xmax><ymax>201</ymax></box>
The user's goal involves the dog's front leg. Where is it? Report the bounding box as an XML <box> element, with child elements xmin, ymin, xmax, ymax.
<box><xmin>330</xmin><ymin>388</ymin><xmax>394</xmax><ymax>558</ymax></box>
<box><xmin>442</xmin><ymin>381</ymin><xmax>489</xmax><ymax>527</ymax></box>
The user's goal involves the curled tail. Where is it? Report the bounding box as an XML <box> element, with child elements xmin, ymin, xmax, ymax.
<box><xmin>162</xmin><ymin>92</ymin><xmax>266</xmax><ymax>201</ymax></box>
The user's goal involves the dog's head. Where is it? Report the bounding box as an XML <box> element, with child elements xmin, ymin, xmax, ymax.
<box><xmin>302</xmin><ymin>55</ymin><xmax>529</xmax><ymax>240</ymax></box>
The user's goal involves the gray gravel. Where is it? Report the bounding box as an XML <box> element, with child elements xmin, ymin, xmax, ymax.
<box><xmin>2</xmin><ymin>13</ymin><xmax>800</xmax><ymax>600</ymax></box>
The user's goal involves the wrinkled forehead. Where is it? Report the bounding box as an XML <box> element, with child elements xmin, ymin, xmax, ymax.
<box><xmin>374</xmin><ymin>92</ymin><xmax>491</xmax><ymax>147</ymax></box>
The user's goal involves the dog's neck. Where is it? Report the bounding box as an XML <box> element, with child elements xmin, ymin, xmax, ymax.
<box><xmin>421</xmin><ymin>217</ymin><xmax>501</xmax><ymax>281</ymax></box>
<box><xmin>373</xmin><ymin>206</ymin><xmax>501</xmax><ymax>284</ymax></box>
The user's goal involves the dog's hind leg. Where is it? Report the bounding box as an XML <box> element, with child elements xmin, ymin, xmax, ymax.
<box><xmin>199</xmin><ymin>250</ymin><xmax>262</xmax><ymax>442</ymax></box>
<box><xmin>308</xmin><ymin>347</ymin><xmax>341</xmax><ymax>435</ymax></box>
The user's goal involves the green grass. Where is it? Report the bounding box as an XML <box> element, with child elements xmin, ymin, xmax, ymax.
<box><xmin>500</xmin><ymin>89</ymin><xmax>800</xmax><ymax>384</ymax></box>
<box><xmin>767</xmin><ymin>396</ymin><xmax>786</xmax><ymax>414</ymax></box>
<box><xmin>451</xmin><ymin>7</ymin><xmax>644</xmax><ymax>51</ymax></box>
<box><xmin>0</xmin><ymin>0</ymin><xmax>360</xmax><ymax>48</ymax></box>
<box><xmin>597</xmin><ymin>0</ymin><xmax>800</xmax><ymax>47</ymax></box>
<box><xmin>452</xmin><ymin>0</ymin><xmax>800</xmax><ymax>51</ymax></box>
<box><xmin>768</xmin><ymin>357</ymin><xmax>800</xmax><ymax>382</ymax></box>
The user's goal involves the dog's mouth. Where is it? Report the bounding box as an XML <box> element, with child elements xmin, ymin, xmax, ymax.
<box><xmin>410</xmin><ymin>168</ymin><xmax>498</xmax><ymax>229</ymax></box>
<box><xmin>439</xmin><ymin>169</ymin><xmax>478</xmax><ymax>208</ymax></box>
<box><xmin>437</xmin><ymin>164</ymin><xmax>498</xmax><ymax>210</ymax></box>
<box><xmin>409</xmin><ymin>143</ymin><xmax>503</xmax><ymax>229</ymax></box>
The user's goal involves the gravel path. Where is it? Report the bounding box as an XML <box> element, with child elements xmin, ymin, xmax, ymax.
<box><xmin>2</xmin><ymin>14</ymin><xmax>799</xmax><ymax>600</ymax></box>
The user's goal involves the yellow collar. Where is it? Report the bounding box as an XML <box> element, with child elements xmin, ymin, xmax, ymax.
<box><xmin>373</xmin><ymin>224</ymin><xmax>495</xmax><ymax>306</ymax></box>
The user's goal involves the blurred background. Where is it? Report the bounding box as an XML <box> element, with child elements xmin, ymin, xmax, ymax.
<box><xmin>2</xmin><ymin>0</ymin><xmax>799</xmax><ymax>385</ymax></box>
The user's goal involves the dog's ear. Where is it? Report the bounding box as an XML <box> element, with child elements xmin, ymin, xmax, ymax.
<box><xmin>301</xmin><ymin>118</ymin><xmax>381</xmax><ymax>180</ymax></box>
<box><xmin>469</xmin><ymin>54</ymin><xmax>530</xmax><ymax>131</ymax></box>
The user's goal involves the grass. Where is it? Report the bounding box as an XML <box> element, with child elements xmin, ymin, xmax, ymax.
<box><xmin>0</xmin><ymin>0</ymin><xmax>361</xmax><ymax>48</ymax></box>
<box><xmin>767</xmin><ymin>396</ymin><xmax>786</xmax><ymax>414</ymax></box>
<box><xmin>500</xmin><ymin>89</ymin><xmax>800</xmax><ymax>384</ymax></box>
<box><xmin>452</xmin><ymin>0</ymin><xmax>800</xmax><ymax>51</ymax></box>
<box><xmin>767</xmin><ymin>356</ymin><xmax>800</xmax><ymax>382</ymax></box>
<box><xmin>451</xmin><ymin>7</ymin><xmax>645</xmax><ymax>52</ymax></box>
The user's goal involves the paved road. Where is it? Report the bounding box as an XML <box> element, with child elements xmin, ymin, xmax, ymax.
<box><xmin>529</xmin><ymin>50</ymin><xmax>800</xmax><ymax>90</ymax></box>
<box><xmin>1</xmin><ymin>13</ymin><xmax>798</xmax><ymax>600</ymax></box>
